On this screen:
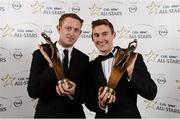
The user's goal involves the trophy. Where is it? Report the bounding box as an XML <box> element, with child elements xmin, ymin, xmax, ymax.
<box><xmin>41</xmin><ymin>32</ymin><xmax>71</xmax><ymax>88</ymax></box>
<box><xmin>100</xmin><ymin>39</ymin><xmax>138</xmax><ymax>106</ymax></box>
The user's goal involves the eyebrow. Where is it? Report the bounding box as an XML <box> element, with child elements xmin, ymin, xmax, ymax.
<box><xmin>93</xmin><ymin>31</ymin><xmax>109</xmax><ymax>34</ymax></box>
<box><xmin>102</xmin><ymin>31</ymin><xmax>109</xmax><ymax>34</ymax></box>
<box><xmin>94</xmin><ymin>31</ymin><xmax>110</xmax><ymax>34</ymax></box>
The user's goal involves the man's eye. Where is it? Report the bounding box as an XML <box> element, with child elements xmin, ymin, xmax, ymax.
<box><xmin>74</xmin><ymin>28</ymin><xmax>80</xmax><ymax>33</ymax></box>
<box><xmin>66</xmin><ymin>27</ymin><xmax>71</xmax><ymax>31</ymax></box>
<box><xmin>94</xmin><ymin>34</ymin><xmax>99</xmax><ymax>37</ymax></box>
<box><xmin>103</xmin><ymin>33</ymin><xmax>108</xmax><ymax>36</ymax></box>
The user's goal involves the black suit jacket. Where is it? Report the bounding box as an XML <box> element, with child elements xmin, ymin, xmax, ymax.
<box><xmin>85</xmin><ymin>49</ymin><xmax>157</xmax><ymax>118</ymax></box>
<box><xmin>27</xmin><ymin>47</ymin><xmax>89</xmax><ymax>118</ymax></box>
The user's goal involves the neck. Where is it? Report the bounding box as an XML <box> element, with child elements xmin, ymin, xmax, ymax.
<box><xmin>58</xmin><ymin>40</ymin><xmax>72</xmax><ymax>49</ymax></box>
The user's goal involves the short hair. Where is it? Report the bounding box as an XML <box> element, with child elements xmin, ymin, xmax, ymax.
<box><xmin>59</xmin><ymin>13</ymin><xmax>84</xmax><ymax>27</ymax></box>
<box><xmin>91</xmin><ymin>19</ymin><xmax>114</xmax><ymax>33</ymax></box>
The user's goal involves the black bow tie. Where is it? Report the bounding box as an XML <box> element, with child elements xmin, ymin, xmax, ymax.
<box><xmin>97</xmin><ymin>52</ymin><xmax>114</xmax><ymax>61</ymax></box>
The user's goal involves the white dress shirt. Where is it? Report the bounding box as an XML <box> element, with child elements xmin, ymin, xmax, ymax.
<box><xmin>56</xmin><ymin>42</ymin><xmax>73</xmax><ymax>67</ymax></box>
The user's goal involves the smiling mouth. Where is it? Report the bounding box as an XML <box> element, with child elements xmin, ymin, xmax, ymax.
<box><xmin>98</xmin><ymin>42</ymin><xmax>108</xmax><ymax>47</ymax></box>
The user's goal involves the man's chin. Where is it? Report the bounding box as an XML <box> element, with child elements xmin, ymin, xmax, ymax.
<box><xmin>99</xmin><ymin>49</ymin><xmax>108</xmax><ymax>54</ymax></box>
<box><xmin>66</xmin><ymin>42</ymin><xmax>75</xmax><ymax>47</ymax></box>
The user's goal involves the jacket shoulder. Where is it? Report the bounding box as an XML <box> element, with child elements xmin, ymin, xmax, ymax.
<box><xmin>73</xmin><ymin>48</ymin><xmax>89</xmax><ymax>60</ymax></box>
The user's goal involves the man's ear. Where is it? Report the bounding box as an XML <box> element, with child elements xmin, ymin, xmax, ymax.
<box><xmin>57</xmin><ymin>25</ymin><xmax>60</xmax><ymax>32</ymax></box>
<box><xmin>79</xmin><ymin>30</ymin><xmax>82</xmax><ymax>35</ymax></box>
<box><xmin>113</xmin><ymin>32</ymin><xmax>116</xmax><ymax>37</ymax></box>
<box><xmin>112</xmin><ymin>32</ymin><xmax>116</xmax><ymax>41</ymax></box>
<box><xmin>91</xmin><ymin>34</ymin><xmax>94</xmax><ymax>41</ymax></box>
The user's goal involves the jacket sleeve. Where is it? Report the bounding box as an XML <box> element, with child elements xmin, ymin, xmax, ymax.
<box><xmin>69</xmin><ymin>55</ymin><xmax>89</xmax><ymax>104</ymax></box>
<box><xmin>130</xmin><ymin>53</ymin><xmax>157</xmax><ymax>100</ymax></box>
<box><xmin>84</xmin><ymin>62</ymin><xmax>102</xmax><ymax>113</ymax></box>
<box><xmin>27</xmin><ymin>50</ymin><xmax>57</xmax><ymax>99</ymax></box>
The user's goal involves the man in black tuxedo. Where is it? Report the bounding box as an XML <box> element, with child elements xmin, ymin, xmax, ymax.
<box><xmin>85</xmin><ymin>19</ymin><xmax>157</xmax><ymax>118</ymax></box>
<box><xmin>27</xmin><ymin>13</ymin><xmax>89</xmax><ymax>118</ymax></box>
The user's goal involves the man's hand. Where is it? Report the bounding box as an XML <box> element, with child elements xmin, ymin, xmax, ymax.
<box><xmin>98</xmin><ymin>87</ymin><xmax>116</xmax><ymax>109</ymax></box>
<box><xmin>126</xmin><ymin>54</ymin><xmax>137</xmax><ymax>80</ymax></box>
<box><xmin>56</xmin><ymin>80</ymin><xmax>76</xmax><ymax>97</ymax></box>
<box><xmin>38</xmin><ymin>44</ymin><xmax>53</xmax><ymax>68</ymax></box>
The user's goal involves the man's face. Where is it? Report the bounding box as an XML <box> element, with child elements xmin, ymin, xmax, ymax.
<box><xmin>57</xmin><ymin>17</ymin><xmax>82</xmax><ymax>48</ymax></box>
<box><xmin>92</xmin><ymin>25</ymin><xmax>115</xmax><ymax>55</ymax></box>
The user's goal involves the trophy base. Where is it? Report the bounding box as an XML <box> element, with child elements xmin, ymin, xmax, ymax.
<box><xmin>103</xmin><ymin>86</ymin><xmax>115</xmax><ymax>96</ymax></box>
<box><xmin>99</xmin><ymin>86</ymin><xmax>116</xmax><ymax>106</ymax></box>
<box><xmin>58</xmin><ymin>78</ymin><xmax>71</xmax><ymax>88</ymax></box>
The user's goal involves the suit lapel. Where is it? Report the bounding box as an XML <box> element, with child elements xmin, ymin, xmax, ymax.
<box><xmin>94</xmin><ymin>60</ymin><xmax>107</xmax><ymax>86</ymax></box>
<box><xmin>66</xmin><ymin>48</ymin><xmax>80</xmax><ymax>82</ymax></box>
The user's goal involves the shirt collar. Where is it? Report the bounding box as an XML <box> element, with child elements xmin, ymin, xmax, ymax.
<box><xmin>99</xmin><ymin>46</ymin><xmax>118</xmax><ymax>56</ymax></box>
<box><xmin>56</xmin><ymin>42</ymin><xmax>73</xmax><ymax>55</ymax></box>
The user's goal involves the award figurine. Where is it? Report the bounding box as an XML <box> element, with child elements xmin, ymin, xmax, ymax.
<box><xmin>100</xmin><ymin>39</ymin><xmax>138</xmax><ymax>106</ymax></box>
<box><xmin>41</xmin><ymin>32</ymin><xmax>71</xmax><ymax>88</ymax></box>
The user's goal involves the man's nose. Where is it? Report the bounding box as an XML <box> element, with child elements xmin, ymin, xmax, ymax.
<box><xmin>98</xmin><ymin>35</ymin><xmax>104</xmax><ymax>41</ymax></box>
<box><xmin>69</xmin><ymin>29</ymin><xmax>76</xmax><ymax>35</ymax></box>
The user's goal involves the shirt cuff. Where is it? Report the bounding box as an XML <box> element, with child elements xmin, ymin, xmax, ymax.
<box><xmin>127</xmin><ymin>77</ymin><xmax>131</xmax><ymax>82</ymax></box>
<box><xmin>98</xmin><ymin>101</ymin><xmax>108</xmax><ymax>113</ymax></box>
<box><xmin>68</xmin><ymin>95</ymin><xmax>74</xmax><ymax>100</ymax></box>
